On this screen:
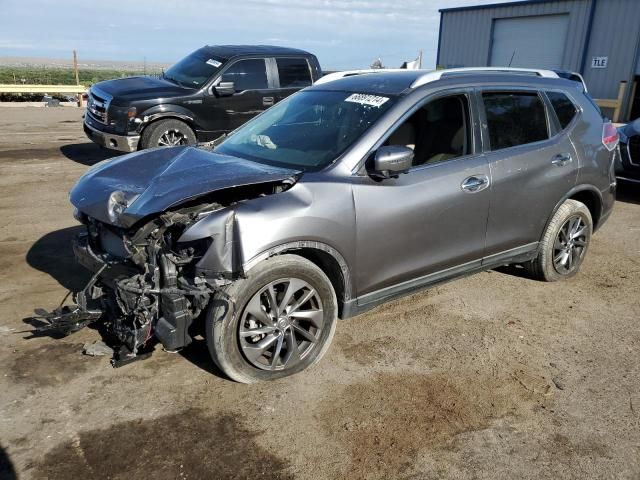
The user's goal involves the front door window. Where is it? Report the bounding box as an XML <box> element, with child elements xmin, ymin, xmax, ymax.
<box><xmin>221</xmin><ymin>59</ymin><xmax>269</xmax><ymax>92</ymax></box>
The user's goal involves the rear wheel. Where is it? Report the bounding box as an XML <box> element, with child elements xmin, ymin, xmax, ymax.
<box><xmin>140</xmin><ymin>118</ymin><xmax>196</xmax><ymax>149</ymax></box>
<box><xmin>525</xmin><ymin>199</ymin><xmax>592</xmax><ymax>281</ymax></box>
<box><xmin>206</xmin><ymin>255</ymin><xmax>338</xmax><ymax>383</ymax></box>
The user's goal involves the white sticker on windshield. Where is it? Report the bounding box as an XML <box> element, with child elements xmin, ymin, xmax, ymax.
<box><xmin>206</xmin><ymin>58</ymin><xmax>222</xmax><ymax>68</ymax></box>
<box><xmin>345</xmin><ymin>93</ymin><xmax>389</xmax><ymax>108</ymax></box>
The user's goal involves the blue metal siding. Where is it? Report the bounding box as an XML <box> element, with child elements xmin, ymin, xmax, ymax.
<box><xmin>581</xmin><ymin>0</ymin><xmax>640</xmax><ymax>102</ymax></box>
<box><xmin>438</xmin><ymin>0</ymin><xmax>640</xmax><ymax>118</ymax></box>
<box><xmin>438</xmin><ymin>0</ymin><xmax>590</xmax><ymax>70</ymax></box>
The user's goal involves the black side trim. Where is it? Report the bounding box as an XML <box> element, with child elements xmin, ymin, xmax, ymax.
<box><xmin>340</xmin><ymin>243</ymin><xmax>538</xmax><ymax>319</ymax></box>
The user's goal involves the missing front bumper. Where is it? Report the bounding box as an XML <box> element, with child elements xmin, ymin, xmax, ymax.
<box><xmin>72</xmin><ymin>229</ymin><xmax>219</xmax><ymax>350</ymax></box>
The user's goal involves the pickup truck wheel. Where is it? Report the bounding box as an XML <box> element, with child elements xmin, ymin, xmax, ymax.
<box><xmin>525</xmin><ymin>199</ymin><xmax>592</xmax><ymax>282</ymax></box>
<box><xmin>205</xmin><ymin>255</ymin><xmax>338</xmax><ymax>383</ymax></box>
<box><xmin>140</xmin><ymin>119</ymin><xmax>196</xmax><ymax>149</ymax></box>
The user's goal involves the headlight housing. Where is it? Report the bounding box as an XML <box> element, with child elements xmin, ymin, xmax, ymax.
<box><xmin>73</xmin><ymin>206</ymin><xmax>85</xmax><ymax>223</ymax></box>
<box><xmin>107</xmin><ymin>190</ymin><xmax>132</xmax><ymax>224</ymax></box>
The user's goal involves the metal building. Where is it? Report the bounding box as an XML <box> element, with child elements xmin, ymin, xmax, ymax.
<box><xmin>437</xmin><ymin>0</ymin><xmax>640</xmax><ymax>121</ymax></box>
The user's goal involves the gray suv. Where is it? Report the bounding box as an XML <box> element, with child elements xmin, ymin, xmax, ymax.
<box><xmin>61</xmin><ymin>68</ymin><xmax>618</xmax><ymax>382</ymax></box>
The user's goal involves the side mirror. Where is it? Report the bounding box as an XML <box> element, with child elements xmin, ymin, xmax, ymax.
<box><xmin>215</xmin><ymin>81</ymin><xmax>235</xmax><ymax>96</ymax></box>
<box><xmin>370</xmin><ymin>145</ymin><xmax>413</xmax><ymax>179</ymax></box>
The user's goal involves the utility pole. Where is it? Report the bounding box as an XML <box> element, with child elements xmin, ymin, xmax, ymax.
<box><xmin>418</xmin><ymin>49</ymin><xmax>423</xmax><ymax>69</ymax></box>
<box><xmin>144</xmin><ymin>56</ymin><xmax>147</xmax><ymax>75</ymax></box>
<box><xmin>73</xmin><ymin>50</ymin><xmax>80</xmax><ymax>85</ymax></box>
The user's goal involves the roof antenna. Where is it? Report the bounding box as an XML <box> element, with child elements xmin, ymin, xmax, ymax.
<box><xmin>508</xmin><ymin>50</ymin><xmax>516</xmax><ymax>67</ymax></box>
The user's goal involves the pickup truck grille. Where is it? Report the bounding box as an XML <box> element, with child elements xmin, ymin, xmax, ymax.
<box><xmin>87</xmin><ymin>87</ymin><xmax>112</xmax><ymax>125</ymax></box>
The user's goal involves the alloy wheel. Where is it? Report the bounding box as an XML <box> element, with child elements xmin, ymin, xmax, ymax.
<box><xmin>239</xmin><ymin>278</ymin><xmax>324</xmax><ymax>371</ymax></box>
<box><xmin>553</xmin><ymin>215</ymin><xmax>588</xmax><ymax>274</ymax></box>
<box><xmin>158</xmin><ymin>129</ymin><xmax>188</xmax><ymax>146</ymax></box>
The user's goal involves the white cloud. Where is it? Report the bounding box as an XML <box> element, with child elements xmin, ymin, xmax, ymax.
<box><xmin>0</xmin><ymin>0</ymin><xmax>513</xmax><ymax>69</ymax></box>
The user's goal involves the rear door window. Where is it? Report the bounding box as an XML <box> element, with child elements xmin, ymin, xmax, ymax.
<box><xmin>276</xmin><ymin>58</ymin><xmax>312</xmax><ymax>88</ymax></box>
<box><xmin>221</xmin><ymin>59</ymin><xmax>269</xmax><ymax>91</ymax></box>
<box><xmin>546</xmin><ymin>91</ymin><xmax>579</xmax><ymax>129</ymax></box>
<box><xmin>482</xmin><ymin>92</ymin><xmax>549</xmax><ymax>150</ymax></box>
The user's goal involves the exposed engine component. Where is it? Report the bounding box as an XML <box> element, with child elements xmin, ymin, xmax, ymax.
<box><xmin>35</xmin><ymin>174</ymin><xmax>299</xmax><ymax>366</ymax></box>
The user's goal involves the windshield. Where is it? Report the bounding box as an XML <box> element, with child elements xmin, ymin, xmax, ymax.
<box><xmin>216</xmin><ymin>90</ymin><xmax>396</xmax><ymax>171</ymax></box>
<box><xmin>163</xmin><ymin>48</ymin><xmax>225</xmax><ymax>89</ymax></box>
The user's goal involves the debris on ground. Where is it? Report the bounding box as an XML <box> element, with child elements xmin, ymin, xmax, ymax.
<box><xmin>0</xmin><ymin>326</ymin><xmax>15</xmax><ymax>335</ymax></box>
<box><xmin>83</xmin><ymin>341</ymin><xmax>114</xmax><ymax>357</ymax></box>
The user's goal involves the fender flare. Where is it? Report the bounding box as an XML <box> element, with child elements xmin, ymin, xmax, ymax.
<box><xmin>139</xmin><ymin>104</ymin><xmax>196</xmax><ymax>131</ymax></box>
<box><xmin>540</xmin><ymin>184</ymin><xmax>604</xmax><ymax>243</ymax></box>
<box><xmin>243</xmin><ymin>241</ymin><xmax>353</xmax><ymax>301</ymax></box>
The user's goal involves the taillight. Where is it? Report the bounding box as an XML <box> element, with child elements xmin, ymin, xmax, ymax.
<box><xmin>602</xmin><ymin>122</ymin><xmax>619</xmax><ymax>151</ymax></box>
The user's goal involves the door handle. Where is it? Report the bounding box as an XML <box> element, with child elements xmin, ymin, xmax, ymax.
<box><xmin>262</xmin><ymin>96</ymin><xmax>275</xmax><ymax>107</ymax></box>
<box><xmin>461</xmin><ymin>175</ymin><xmax>490</xmax><ymax>193</ymax></box>
<box><xmin>551</xmin><ymin>153</ymin><xmax>572</xmax><ymax>166</ymax></box>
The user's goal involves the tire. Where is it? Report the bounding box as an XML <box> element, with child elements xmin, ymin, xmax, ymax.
<box><xmin>139</xmin><ymin>118</ymin><xmax>196</xmax><ymax>149</ymax></box>
<box><xmin>205</xmin><ymin>254</ymin><xmax>338</xmax><ymax>383</ymax></box>
<box><xmin>525</xmin><ymin>199</ymin><xmax>593</xmax><ymax>282</ymax></box>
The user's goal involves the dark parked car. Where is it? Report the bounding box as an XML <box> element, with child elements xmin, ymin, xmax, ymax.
<box><xmin>83</xmin><ymin>45</ymin><xmax>322</xmax><ymax>151</ymax></box>
<box><xmin>52</xmin><ymin>67</ymin><xmax>617</xmax><ymax>383</ymax></box>
<box><xmin>616</xmin><ymin>118</ymin><xmax>640</xmax><ymax>183</ymax></box>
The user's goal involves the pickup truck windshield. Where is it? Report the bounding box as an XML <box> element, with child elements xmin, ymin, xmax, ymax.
<box><xmin>216</xmin><ymin>90</ymin><xmax>395</xmax><ymax>171</ymax></box>
<box><xmin>163</xmin><ymin>48</ymin><xmax>224</xmax><ymax>89</ymax></box>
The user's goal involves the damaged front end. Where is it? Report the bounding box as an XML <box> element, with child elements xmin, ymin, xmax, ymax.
<box><xmin>54</xmin><ymin>202</ymin><xmax>227</xmax><ymax>365</ymax></box>
<box><xmin>38</xmin><ymin>146</ymin><xmax>301</xmax><ymax>366</ymax></box>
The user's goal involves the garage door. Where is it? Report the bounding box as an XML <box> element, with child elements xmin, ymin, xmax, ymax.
<box><xmin>490</xmin><ymin>14</ymin><xmax>569</xmax><ymax>69</ymax></box>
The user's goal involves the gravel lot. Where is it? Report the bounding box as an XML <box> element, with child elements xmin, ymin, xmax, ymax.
<box><xmin>1</xmin><ymin>107</ymin><xmax>639</xmax><ymax>480</ymax></box>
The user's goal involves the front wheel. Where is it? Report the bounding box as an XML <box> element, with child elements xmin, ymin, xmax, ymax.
<box><xmin>525</xmin><ymin>199</ymin><xmax>593</xmax><ymax>281</ymax></box>
<box><xmin>139</xmin><ymin>118</ymin><xmax>196</xmax><ymax>149</ymax></box>
<box><xmin>206</xmin><ymin>255</ymin><xmax>338</xmax><ymax>383</ymax></box>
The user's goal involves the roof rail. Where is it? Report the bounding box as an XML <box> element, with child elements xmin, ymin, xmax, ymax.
<box><xmin>551</xmin><ymin>69</ymin><xmax>588</xmax><ymax>92</ymax></box>
<box><xmin>315</xmin><ymin>68</ymin><xmax>406</xmax><ymax>85</ymax></box>
<box><xmin>410</xmin><ymin>67</ymin><xmax>559</xmax><ymax>88</ymax></box>
<box><xmin>315</xmin><ymin>67</ymin><xmax>561</xmax><ymax>89</ymax></box>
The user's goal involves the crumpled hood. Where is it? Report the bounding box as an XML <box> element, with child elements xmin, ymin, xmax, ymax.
<box><xmin>94</xmin><ymin>76</ymin><xmax>188</xmax><ymax>104</ymax></box>
<box><xmin>70</xmin><ymin>146</ymin><xmax>300</xmax><ymax>228</ymax></box>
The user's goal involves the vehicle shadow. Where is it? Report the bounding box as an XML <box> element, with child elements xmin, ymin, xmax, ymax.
<box><xmin>26</xmin><ymin>226</ymin><xmax>91</xmax><ymax>292</ymax></box>
<box><xmin>180</xmin><ymin>339</ymin><xmax>229</xmax><ymax>380</ymax></box>
<box><xmin>493</xmin><ymin>263</ymin><xmax>534</xmax><ymax>280</ymax></box>
<box><xmin>616</xmin><ymin>181</ymin><xmax>640</xmax><ymax>205</ymax></box>
<box><xmin>60</xmin><ymin>143</ymin><xmax>124</xmax><ymax>166</ymax></box>
<box><xmin>179</xmin><ymin>298</ymin><xmax>231</xmax><ymax>380</ymax></box>
<box><xmin>23</xmin><ymin>226</ymin><xmax>92</xmax><ymax>337</ymax></box>
<box><xmin>0</xmin><ymin>444</ymin><xmax>17</xmax><ymax>480</ymax></box>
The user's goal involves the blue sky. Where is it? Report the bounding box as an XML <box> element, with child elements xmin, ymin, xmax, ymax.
<box><xmin>0</xmin><ymin>0</ymin><xmax>511</xmax><ymax>69</ymax></box>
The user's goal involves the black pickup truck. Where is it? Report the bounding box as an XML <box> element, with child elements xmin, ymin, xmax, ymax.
<box><xmin>84</xmin><ymin>45</ymin><xmax>322</xmax><ymax>151</ymax></box>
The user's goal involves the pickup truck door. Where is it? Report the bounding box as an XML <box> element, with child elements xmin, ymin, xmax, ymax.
<box><xmin>202</xmin><ymin>58</ymin><xmax>276</xmax><ymax>135</ymax></box>
<box><xmin>352</xmin><ymin>91</ymin><xmax>491</xmax><ymax>301</ymax></box>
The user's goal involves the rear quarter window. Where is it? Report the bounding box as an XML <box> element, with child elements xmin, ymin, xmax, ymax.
<box><xmin>482</xmin><ymin>92</ymin><xmax>549</xmax><ymax>150</ymax></box>
<box><xmin>276</xmin><ymin>58</ymin><xmax>312</xmax><ymax>88</ymax></box>
<box><xmin>546</xmin><ymin>91</ymin><xmax>579</xmax><ymax>129</ymax></box>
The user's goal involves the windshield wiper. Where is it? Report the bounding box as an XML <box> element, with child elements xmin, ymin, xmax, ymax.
<box><xmin>163</xmin><ymin>75</ymin><xmax>186</xmax><ymax>88</ymax></box>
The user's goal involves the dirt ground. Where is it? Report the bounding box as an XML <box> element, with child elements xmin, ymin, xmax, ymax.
<box><xmin>0</xmin><ymin>107</ymin><xmax>639</xmax><ymax>480</ymax></box>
